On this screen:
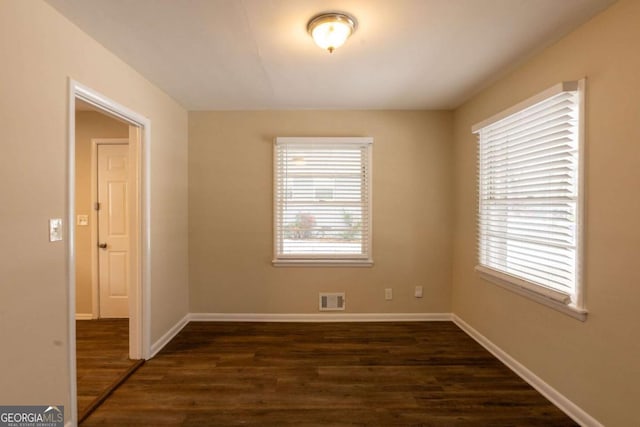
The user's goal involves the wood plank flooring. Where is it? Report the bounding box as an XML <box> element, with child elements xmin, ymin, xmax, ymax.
<box><xmin>76</xmin><ymin>319</ymin><xmax>137</xmax><ymax>418</ymax></box>
<box><xmin>83</xmin><ymin>322</ymin><xmax>576</xmax><ymax>426</ymax></box>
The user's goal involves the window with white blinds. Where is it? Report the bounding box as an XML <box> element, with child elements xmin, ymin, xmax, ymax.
<box><xmin>473</xmin><ymin>80</ymin><xmax>585</xmax><ymax>311</ymax></box>
<box><xmin>273</xmin><ymin>137</ymin><xmax>373</xmax><ymax>266</ymax></box>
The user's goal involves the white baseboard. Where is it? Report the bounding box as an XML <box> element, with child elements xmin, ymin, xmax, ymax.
<box><xmin>148</xmin><ymin>312</ymin><xmax>450</xmax><ymax>359</ymax></box>
<box><xmin>149</xmin><ymin>313</ymin><xmax>189</xmax><ymax>359</ymax></box>
<box><xmin>188</xmin><ymin>312</ymin><xmax>452</xmax><ymax>322</ymax></box>
<box><xmin>75</xmin><ymin>313</ymin><xmax>93</xmax><ymax>320</ymax></box>
<box><xmin>452</xmin><ymin>314</ymin><xmax>603</xmax><ymax>427</ymax></box>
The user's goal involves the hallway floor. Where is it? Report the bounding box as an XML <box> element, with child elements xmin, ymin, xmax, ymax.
<box><xmin>76</xmin><ymin>319</ymin><xmax>135</xmax><ymax>417</ymax></box>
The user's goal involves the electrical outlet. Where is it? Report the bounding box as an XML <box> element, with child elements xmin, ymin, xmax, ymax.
<box><xmin>385</xmin><ymin>288</ymin><xmax>393</xmax><ymax>300</ymax></box>
<box><xmin>415</xmin><ymin>286</ymin><xmax>423</xmax><ymax>298</ymax></box>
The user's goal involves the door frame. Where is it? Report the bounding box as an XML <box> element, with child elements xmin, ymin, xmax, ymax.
<box><xmin>91</xmin><ymin>138</ymin><xmax>130</xmax><ymax>319</ymax></box>
<box><xmin>67</xmin><ymin>79</ymin><xmax>152</xmax><ymax>424</ymax></box>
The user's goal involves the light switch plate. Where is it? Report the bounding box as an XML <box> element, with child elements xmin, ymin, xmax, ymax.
<box><xmin>77</xmin><ymin>214</ymin><xmax>89</xmax><ymax>226</ymax></box>
<box><xmin>49</xmin><ymin>218</ymin><xmax>63</xmax><ymax>242</ymax></box>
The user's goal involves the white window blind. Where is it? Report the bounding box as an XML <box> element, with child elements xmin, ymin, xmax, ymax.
<box><xmin>274</xmin><ymin>137</ymin><xmax>373</xmax><ymax>265</ymax></box>
<box><xmin>474</xmin><ymin>81</ymin><xmax>584</xmax><ymax>306</ymax></box>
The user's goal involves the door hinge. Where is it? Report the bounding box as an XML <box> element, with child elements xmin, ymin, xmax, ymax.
<box><xmin>95</xmin><ymin>202</ymin><xmax>101</xmax><ymax>211</ymax></box>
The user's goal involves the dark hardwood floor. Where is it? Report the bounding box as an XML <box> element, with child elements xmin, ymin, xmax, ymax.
<box><xmin>76</xmin><ymin>319</ymin><xmax>137</xmax><ymax>418</ymax></box>
<box><xmin>83</xmin><ymin>321</ymin><xmax>576</xmax><ymax>426</ymax></box>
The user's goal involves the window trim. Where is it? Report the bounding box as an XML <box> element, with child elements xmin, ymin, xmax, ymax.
<box><xmin>472</xmin><ymin>79</ymin><xmax>587</xmax><ymax>320</ymax></box>
<box><xmin>272</xmin><ymin>137</ymin><xmax>374</xmax><ymax>267</ymax></box>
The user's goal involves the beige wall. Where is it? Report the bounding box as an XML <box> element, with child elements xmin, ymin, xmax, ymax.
<box><xmin>189</xmin><ymin>111</ymin><xmax>453</xmax><ymax>314</ymax></box>
<box><xmin>0</xmin><ymin>1</ymin><xmax>189</xmax><ymax>421</ymax></box>
<box><xmin>74</xmin><ymin>112</ymin><xmax>129</xmax><ymax>315</ymax></box>
<box><xmin>452</xmin><ymin>0</ymin><xmax>640</xmax><ymax>424</ymax></box>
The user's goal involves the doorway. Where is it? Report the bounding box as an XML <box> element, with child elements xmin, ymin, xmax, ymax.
<box><xmin>68</xmin><ymin>80</ymin><xmax>151</xmax><ymax>425</ymax></box>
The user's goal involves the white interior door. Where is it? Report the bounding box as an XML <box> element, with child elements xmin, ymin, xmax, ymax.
<box><xmin>97</xmin><ymin>143</ymin><xmax>130</xmax><ymax>318</ymax></box>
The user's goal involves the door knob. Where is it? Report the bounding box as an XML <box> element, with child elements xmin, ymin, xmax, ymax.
<box><xmin>98</xmin><ymin>243</ymin><xmax>108</xmax><ymax>249</ymax></box>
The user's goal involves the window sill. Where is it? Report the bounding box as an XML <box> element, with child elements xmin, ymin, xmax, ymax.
<box><xmin>475</xmin><ymin>265</ymin><xmax>588</xmax><ymax>322</ymax></box>
<box><xmin>273</xmin><ymin>259</ymin><xmax>374</xmax><ymax>267</ymax></box>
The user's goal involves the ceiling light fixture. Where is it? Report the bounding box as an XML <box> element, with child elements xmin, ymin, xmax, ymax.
<box><xmin>307</xmin><ymin>12</ymin><xmax>357</xmax><ymax>53</ymax></box>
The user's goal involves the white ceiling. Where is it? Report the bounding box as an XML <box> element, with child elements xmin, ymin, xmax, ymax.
<box><xmin>47</xmin><ymin>0</ymin><xmax>614</xmax><ymax>110</ymax></box>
